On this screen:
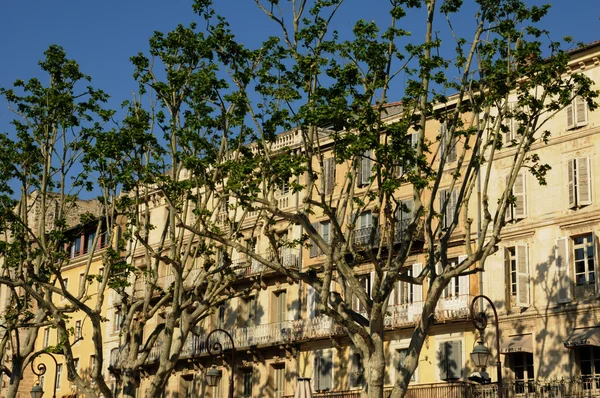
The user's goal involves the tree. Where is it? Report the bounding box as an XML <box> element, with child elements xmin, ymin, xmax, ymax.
<box><xmin>171</xmin><ymin>1</ymin><xmax>599</xmax><ymax>398</ymax></box>
<box><xmin>0</xmin><ymin>45</ymin><xmax>116</xmax><ymax>398</ymax></box>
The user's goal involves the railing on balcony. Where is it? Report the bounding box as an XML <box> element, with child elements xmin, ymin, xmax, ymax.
<box><xmin>145</xmin><ymin>296</ymin><xmax>473</xmax><ymax>364</ymax></box>
<box><xmin>282</xmin><ymin>382</ymin><xmax>475</xmax><ymax>398</ymax></box>
<box><xmin>234</xmin><ymin>250</ymin><xmax>300</xmax><ymax>277</ymax></box>
<box><xmin>353</xmin><ymin>226</ymin><xmax>380</xmax><ymax>248</ymax></box>
<box><xmin>479</xmin><ymin>378</ymin><xmax>600</xmax><ymax>398</ymax></box>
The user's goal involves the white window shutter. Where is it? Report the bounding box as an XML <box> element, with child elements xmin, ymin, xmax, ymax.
<box><xmin>309</xmin><ymin>223</ymin><xmax>319</xmax><ymax>258</ymax></box>
<box><xmin>369</xmin><ymin>271</ymin><xmax>375</xmax><ymax>299</ymax></box>
<box><xmin>510</xmin><ymin>103</ymin><xmax>521</xmax><ymax>139</ymax></box>
<box><xmin>411</xmin><ymin>132</ymin><xmax>418</xmax><ymax>148</ymax></box>
<box><xmin>568</xmin><ymin>160</ymin><xmax>576</xmax><ymax>208</ymax></box>
<box><xmin>505</xmin><ymin>175</ymin><xmax>513</xmax><ymax>222</ymax></box>
<box><xmin>515</xmin><ymin>245</ymin><xmax>530</xmax><ymax>308</ymax></box>
<box><xmin>458</xmin><ymin>255</ymin><xmax>469</xmax><ymax>296</ymax></box>
<box><xmin>412</xmin><ymin>263</ymin><xmax>423</xmax><ymax>302</ymax></box>
<box><xmin>439</xmin><ymin>190</ymin><xmax>448</xmax><ymax>228</ymax></box>
<box><xmin>575</xmin><ymin>96</ymin><xmax>588</xmax><ymax>127</ymax></box>
<box><xmin>556</xmin><ymin>237</ymin><xmax>572</xmax><ymax>303</ymax></box>
<box><xmin>324</xmin><ymin>157</ymin><xmax>336</xmax><ymax>195</ymax></box>
<box><xmin>577</xmin><ymin>157</ymin><xmax>592</xmax><ymax>206</ymax></box>
<box><xmin>566</xmin><ymin>101</ymin><xmax>575</xmax><ymax>130</ymax></box>
<box><xmin>595</xmin><ymin>233</ymin><xmax>600</xmax><ymax>294</ymax></box>
<box><xmin>514</xmin><ymin>171</ymin><xmax>527</xmax><ymax>219</ymax></box>
<box><xmin>503</xmin><ymin>104</ymin><xmax>513</xmax><ymax>144</ymax></box>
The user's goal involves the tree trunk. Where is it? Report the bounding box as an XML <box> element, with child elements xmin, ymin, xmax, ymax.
<box><xmin>6</xmin><ymin>356</ymin><xmax>23</xmax><ymax>398</ymax></box>
<box><xmin>364</xmin><ymin>338</ymin><xmax>386</xmax><ymax>398</ymax></box>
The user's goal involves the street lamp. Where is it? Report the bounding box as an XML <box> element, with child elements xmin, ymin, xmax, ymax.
<box><xmin>205</xmin><ymin>328</ymin><xmax>235</xmax><ymax>398</ymax></box>
<box><xmin>469</xmin><ymin>295</ymin><xmax>503</xmax><ymax>398</ymax></box>
<box><xmin>29</xmin><ymin>351</ymin><xmax>59</xmax><ymax>398</ymax></box>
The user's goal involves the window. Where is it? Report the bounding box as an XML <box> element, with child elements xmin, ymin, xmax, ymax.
<box><xmin>323</xmin><ymin>158</ymin><xmax>336</xmax><ymax>195</ymax></box>
<box><xmin>239</xmin><ymin>296</ymin><xmax>257</xmax><ymax>327</ymax></box>
<box><xmin>352</xmin><ymin>274</ymin><xmax>371</xmax><ymax>314</ymax></box>
<box><xmin>242</xmin><ymin>369</ymin><xmax>253</xmax><ymax>398</ymax></box>
<box><xmin>394</xmin><ymin>348</ymin><xmax>416</xmax><ymax>383</ymax></box>
<box><xmin>90</xmin><ymin>355</ymin><xmax>96</xmax><ymax>379</ymax></box>
<box><xmin>568</xmin><ymin>157</ymin><xmax>592</xmax><ymax>208</ymax></box>
<box><xmin>309</xmin><ymin>221</ymin><xmax>331</xmax><ymax>258</ymax></box>
<box><xmin>438</xmin><ymin>340</ymin><xmax>462</xmax><ymax>380</ymax></box>
<box><xmin>349</xmin><ymin>350</ymin><xmax>364</xmax><ymax>388</ymax></box>
<box><xmin>307</xmin><ymin>285</ymin><xmax>321</xmax><ymax>318</ymax></box>
<box><xmin>395</xmin><ymin>199</ymin><xmax>413</xmax><ymax>242</ymax></box>
<box><xmin>392</xmin><ymin>264</ymin><xmax>422</xmax><ymax>306</ymax></box>
<box><xmin>70</xmin><ymin>236</ymin><xmax>82</xmax><ymax>258</ymax></box>
<box><xmin>56</xmin><ymin>364</ymin><xmax>63</xmax><ymax>389</ymax></box>
<box><xmin>436</xmin><ymin>257</ymin><xmax>469</xmax><ymax>299</ymax></box>
<box><xmin>279</xmin><ymin>180</ymin><xmax>290</xmax><ymax>195</ymax></box>
<box><xmin>574</xmin><ymin>234</ymin><xmax>596</xmax><ymax>286</ymax></box>
<box><xmin>395</xmin><ymin>133</ymin><xmax>418</xmax><ymax>176</ymax></box>
<box><xmin>504</xmin><ymin>101</ymin><xmax>523</xmax><ymax>145</ymax></box>
<box><xmin>75</xmin><ymin>320</ymin><xmax>82</xmax><ymax>340</ymax></box>
<box><xmin>79</xmin><ymin>273</ymin><xmax>85</xmax><ymax>296</ymax></box>
<box><xmin>216</xmin><ymin>305</ymin><xmax>226</xmax><ymax>328</ymax></box>
<box><xmin>505</xmin><ymin>171</ymin><xmax>527</xmax><ymax>221</ymax></box>
<box><xmin>113</xmin><ymin>308</ymin><xmax>122</xmax><ymax>333</ymax></box>
<box><xmin>439</xmin><ymin>123</ymin><xmax>457</xmax><ymax>163</ymax></box>
<box><xmin>72</xmin><ymin>358</ymin><xmax>79</xmax><ymax>388</ymax></box>
<box><xmin>505</xmin><ymin>246</ymin><xmax>530</xmax><ymax>308</ymax></box>
<box><xmin>439</xmin><ymin>189</ymin><xmax>458</xmax><ymax>230</ymax></box>
<box><xmin>354</xmin><ymin>211</ymin><xmax>377</xmax><ymax>247</ymax></box>
<box><xmin>43</xmin><ymin>328</ymin><xmax>50</xmax><ymax>348</ymax></box>
<box><xmin>357</xmin><ymin>150</ymin><xmax>373</xmax><ymax>187</ymax></box>
<box><xmin>314</xmin><ymin>349</ymin><xmax>333</xmax><ymax>392</ymax></box>
<box><xmin>578</xmin><ymin>346</ymin><xmax>600</xmax><ymax>388</ymax></box>
<box><xmin>272</xmin><ymin>365</ymin><xmax>285</xmax><ymax>398</ymax></box>
<box><xmin>556</xmin><ymin>233</ymin><xmax>598</xmax><ymax>303</ymax></box>
<box><xmin>509</xmin><ymin>353</ymin><xmax>535</xmax><ymax>394</ymax></box>
<box><xmin>566</xmin><ymin>95</ymin><xmax>588</xmax><ymax>130</ymax></box>
<box><xmin>271</xmin><ymin>290</ymin><xmax>287</xmax><ymax>323</ymax></box>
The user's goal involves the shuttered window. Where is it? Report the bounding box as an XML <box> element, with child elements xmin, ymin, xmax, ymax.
<box><xmin>506</xmin><ymin>171</ymin><xmax>527</xmax><ymax>221</ymax></box>
<box><xmin>573</xmin><ymin>234</ymin><xmax>595</xmax><ymax>286</ymax></box>
<box><xmin>438</xmin><ymin>340</ymin><xmax>462</xmax><ymax>380</ymax></box>
<box><xmin>242</xmin><ymin>369</ymin><xmax>253</xmax><ymax>398</ymax></box>
<box><xmin>272</xmin><ymin>290</ymin><xmax>287</xmax><ymax>323</ymax></box>
<box><xmin>314</xmin><ymin>349</ymin><xmax>333</xmax><ymax>391</ymax></box>
<box><xmin>506</xmin><ymin>246</ymin><xmax>530</xmax><ymax>308</ymax></box>
<box><xmin>567</xmin><ymin>157</ymin><xmax>592</xmax><ymax>208</ymax></box>
<box><xmin>440</xmin><ymin>189</ymin><xmax>458</xmax><ymax>229</ymax></box>
<box><xmin>357</xmin><ymin>150</ymin><xmax>373</xmax><ymax>187</ymax></box>
<box><xmin>556</xmin><ymin>236</ymin><xmax>573</xmax><ymax>303</ymax></box>
<box><xmin>272</xmin><ymin>366</ymin><xmax>285</xmax><ymax>398</ymax></box>
<box><xmin>504</xmin><ymin>102</ymin><xmax>522</xmax><ymax>145</ymax></box>
<box><xmin>395</xmin><ymin>199</ymin><xmax>414</xmax><ymax>242</ymax></box>
<box><xmin>440</xmin><ymin>123</ymin><xmax>457</xmax><ymax>163</ymax></box>
<box><xmin>307</xmin><ymin>285</ymin><xmax>321</xmax><ymax>318</ymax></box>
<box><xmin>324</xmin><ymin>157</ymin><xmax>336</xmax><ymax>195</ymax></box>
<box><xmin>352</xmin><ymin>275</ymin><xmax>371</xmax><ymax>314</ymax></box>
<box><xmin>566</xmin><ymin>95</ymin><xmax>588</xmax><ymax>130</ymax></box>
<box><xmin>349</xmin><ymin>350</ymin><xmax>365</xmax><ymax>387</ymax></box>
<box><xmin>395</xmin><ymin>348</ymin><xmax>416</xmax><ymax>382</ymax></box>
<box><xmin>309</xmin><ymin>222</ymin><xmax>319</xmax><ymax>258</ymax></box>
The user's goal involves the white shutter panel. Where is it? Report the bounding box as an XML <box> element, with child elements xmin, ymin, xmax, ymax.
<box><xmin>412</xmin><ymin>263</ymin><xmax>423</xmax><ymax>302</ymax></box>
<box><xmin>566</xmin><ymin>101</ymin><xmax>575</xmax><ymax>130</ymax></box>
<box><xmin>505</xmin><ymin>175</ymin><xmax>513</xmax><ymax>222</ymax></box>
<box><xmin>439</xmin><ymin>123</ymin><xmax>447</xmax><ymax>157</ymax></box>
<box><xmin>457</xmin><ymin>255</ymin><xmax>469</xmax><ymax>297</ymax></box>
<box><xmin>324</xmin><ymin>158</ymin><xmax>336</xmax><ymax>195</ymax></box>
<box><xmin>440</xmin><ymin>191</ymin><xmax>447</xmax><ymax>228</ymax></box>
<box><xmin>503</xmin><ymin>103</ymin><xmax>513</xmax><ymax>144</ymax></box>
<box><xmin>411</xmin><ymin>132</ymin><xmax>418</xmax><ymax>148</ymax></box>
<box><xmin>515</xmin><ymin>245</ymin><xmax>530</xmax><ymax>307</ymax></box>
<box><xmin>595</xmin><ymin>233</ymin><xmax>600</xmax><ymax>294</ymax></box>
<box><xmin>556</xmin><ymin>237</ymin><xmax>572</xmax><ymax>303</ymax></box>
<box><xmin>575</xmin><ymin>96</ymin><xmax>588</xmax><ymax>127</ymax></box>
<box><xmin>577</xmin><ymin>157</ymin><xmax>592</xmax><ymax>206</ymax></box>
<box><xmin>357</xmin><ymin>153</ymin><xmax>364</xmax><ymax>187</ymax></box>
<box><xmin>309</xmin><ymin>223</ymin><xmax>319</xmax><ymax>258</ymax></box>
<box><xmin>568</xmin><ymin>160</ymin><xmax>576</xmax><ymax>208</ymax></box>
<box><xmin>513</xmin><ymin>171</ymin><xmax>527</xmax><ymax>219</ymax></box>
<box><xmin>369</xmin><ymin>271</ymin><xmax>375</xmax><ymax>299</ymax></box>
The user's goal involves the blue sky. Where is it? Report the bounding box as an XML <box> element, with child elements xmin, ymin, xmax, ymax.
<box><xmin>0</xmin><ymin>0</ymin><xmax>598</xmax><ymax>134</ymax></box>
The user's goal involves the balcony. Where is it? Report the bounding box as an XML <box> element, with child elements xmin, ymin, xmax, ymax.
<box><xmin>353</xmin><ymin>226</ymin><xmax>380</xmax><ymax>248</ymax></box>
<box><xmin>283</xmin><ymin>382</ymin><xmax>475</xmax><ymax>398</ymax></box>
<box><xmin>478</xmin><ymin>378</ymin><xmax>600</xmax><ymax>397</ymax></box>
<box><xmin>144</xmin><ymin>295</ymin><xmax>473</xmax><ymax>364</ymax></box>
<box><xmin>234</xmin><ymin>250</ymin><xmax>300</xmax><ymax>277</ymax></box>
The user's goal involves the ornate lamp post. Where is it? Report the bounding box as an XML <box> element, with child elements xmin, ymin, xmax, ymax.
<box><xmin>469</xmin><ymin>295</ymin><xmax>503</xmax><ymax>398</ymax></box>
<box><xmin>205</xmin><ymin>328</ymin><xmax>235</xmax><ymax>398</ymax></box>
<box><xmin>29</xmin><ymin>351</ymin><xmax>59</xmax><ymax>398</ymax></box>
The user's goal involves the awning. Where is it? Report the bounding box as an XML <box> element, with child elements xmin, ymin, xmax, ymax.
<box><xmin>564</xmin><ymin>328</ymin><xmax>600</xmax><ymax>348</ymax></box>
<box><xmin>500</xmin><ymin>334</ymin><xmax>533</xmax><ymax>354</ymax></box>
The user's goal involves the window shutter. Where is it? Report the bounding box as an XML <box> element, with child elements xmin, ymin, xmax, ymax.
<box><xmin>324</xmin><ymin>158</ymin><xmax>336</xmax><ymax>195</ymax></box>
<box><xmin>358</xmin><ymin>150</ymin><xmax>372</xmax><ymax>186</ymax></box>
<box><xmin>595</xmin><ymin>233</ymin><xmax>600</xmax><ymax>294</ymax></box>
<box><xmin>568</xmin><ymin>160</ymin><xmax>576</xmax><ymax>208</ymax></box>
<box><xmin>278</xmin><ymin>291</ymin><xmax>287</xmax><ymax>322</ymax></box>
<box><xmin>575</xmin><ymin>96</ymin><xmax>588</xmax><ymax>127</ymax></box>
<box><xmin>503</xmin><ymin>103</ymin><xmax>513</xmax><ymax>144</ymax></box>
<box><xmin>321</xmin><ymin>350</ymin><xmax>333</xmax><ymax>390</ymax></box>
<box><xmin>439</xmin><ymin>123</ymin><xmax>447</xmax><ymax>160</ymax></box>
<box><xmin>566</xmin><ymin>100</ymin><xmax>575</xmax><ymax>130</ymax></box>
<box><xmin>411</xmin><ymin>132</ymin><xmax>419</xmax><ymax>148</ymax></box>
<box><xmin>505</xmin><ymin>176</ymin><xmax>513</xmax><ymax>222</ymax></box>
<box><xmin>513</xmin><ymin>171</ymin><xmax>527</xmax><ymax>219</ymax></box>
<box><xmin>556</xmin><ymin>237</ymin><xmax>572</xmax><ymax>303</ymax></box>
<box><xmin>412</xmin><ymin>263</ymin><xmax>423</xmax><ymax>302</ymax></box>
<box><xmin>576</xmin><ymin>157</ymin><xmax>592</xmax><ymax>206</ymax></box>
<box><xmin>309</xmin><ymin>223</ymin><xmax>319</xmax><ymax>258</ymax></box>
<box><xmin>458</xmin><ymin>255</ymin><xmax>469</xmax><ymax>296</ymax></box>
<box><xmin>438</xmin><ymin>342</ymin><xmax>448</xmax><ymax>380</ymax></box>
<box><xmin>440</xmin><ymin>190</ymin><xmax>448</xmax><ymax>229</ymax></box>
<box><xmin>449</xmin><ymin>340</ymin><xmax>462</xmax><ymax>379</ymax></box>
<box><xmin>515</xmin><ymin>245</ymin><xmax>530</xmax><ymax>308</ymax></box>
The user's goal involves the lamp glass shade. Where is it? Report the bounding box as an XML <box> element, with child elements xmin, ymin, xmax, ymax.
<box><xmin>30</xmin><ymin>384</ymin><xmax>44</xmax><ymax>398</ymax></box>
<box><xmin>470</xmin><ymin>341</ymin><xmax>491</xmax><ymax>368</ymax></box>
<box><xmin>205</xmin><ymin>367</ymin><xmax>223</xmax><ymax>387</ymax></box>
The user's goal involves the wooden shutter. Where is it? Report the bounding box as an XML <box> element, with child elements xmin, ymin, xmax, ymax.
<box><xmin>439</xmin><ymin>123</ymin><xmax>447</xmax><ymax>158</ymax></box>
<box><xmin>440</xmin><ymin>190</ymin><xmax>448</xmax><ymax>229</ymax></box>
<box><xmin>575</xmin><ymin>96</ymin><xmax>588</xmax><ymax>127</ymax></box>
<box><xmin>458</xmin><ymin>255</ymin><xmax>469</xmax><ymax>297</ymax></box>
<box><xmin>358</xmin><ymin>150</ymin><xmax>372</xmax><ymax>186</ymax></box>
<box><xmin>439</xmin><ymin>341</ymin><xmax>462</xmax><ymax>380</ymax></box>
<box><xmin>309</xmin><ymin>222</ymin><xmax>319</xmax><ymax>258</ymax></box>
<box><xmin>577</xmin><ymin>157</ymin><xmax>592</xmax><ymax>206</ymax></box>
<box><xmin>568</xmin><ymin>160</ymin><xmax>576</xmax><ymax>208</ymax></box>
<box><xmin>556</xmin><ymin>237</ymin><xmax>572</xmax><ymax>303</ymax></box>
<box><xmin>412</xmin><ymin>263</ymin><xmax>423</xmax><ymax>302</ymax></box>
<box><xmin>515</xmin><ymin>245</ymin><xmax>530</xmax><ymax>307</ymax></box>
<box><xmin>316</xmin><ymin>350</ymin><xmax>333</xmax><ymax>391</ymax></box>
<box><xmin>349</xmin><ymin>351</ymin><xmax>364</xmax><ymax>387</ymax></box>
<box><xmin>513</xmin><ymin>171</ymin><xmax>527</xmax><ymax>219</ymax></box>
<box><xmin>442</xmin><ymin>190</ymin><xmax>457</xmax><ymax>229</ymax></box>
<box><xmin>595</xmin><ymin>233</ymin><xmax>600</xmax><ymax>294</ymax></box>
<box><xmin>566</xmin><ymin>100</ymin><xmax>575</xmax><ymax>130</ymax></box>
<box><xmin>410</xmin><ymin>132</ymin><xmax>418</xmax><ymax>148</ymax></box>
<box><xmin>277</xmin><ymin>291</ymin><xmax>287</xmax><ymax>322</ymax></box>
<box><xmin>324</xmin><ymin>157</ymin><xmax>336</xmax><ymax>195</ymax></box>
